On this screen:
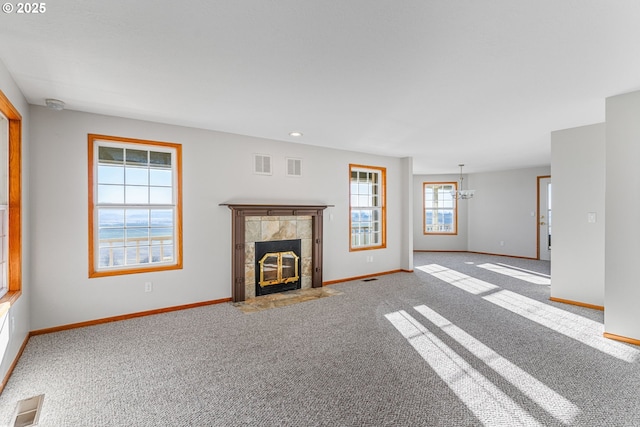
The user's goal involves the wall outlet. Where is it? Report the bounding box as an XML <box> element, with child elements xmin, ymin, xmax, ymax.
<box><xmin>499</xmin><ymin>241</ymin><xmax>505</xmax><ymax>246</ymax></box>
<box><xmin>144</xmin><ymin>282</ymin><xmax>153</xmax><ymax>292</ymax></box>
<box><xmin>366</xmin><ymin>256</ymin><xmax>374</xmax><ymax>263</ymax></box>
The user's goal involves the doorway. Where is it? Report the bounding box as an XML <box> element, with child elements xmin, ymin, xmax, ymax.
<box><xmin>537</xmin><ymin>176</ymin><xmax>551</xmax><ymax>261</ymax></box>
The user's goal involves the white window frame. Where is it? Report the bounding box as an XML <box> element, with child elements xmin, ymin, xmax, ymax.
<box><xmin>349</xmin><ymin>164</ymin><xmax>386</xmax><ymax>251</ymax></box>
<box><xmin>423</xmin><ymin>182</ymin><xmax>458</xmax><ymax>235</ymax></box>
<box><xmin>88</xmin><ymin>134</ymin><xmax>183</xmax><ymax>277</ymax></box>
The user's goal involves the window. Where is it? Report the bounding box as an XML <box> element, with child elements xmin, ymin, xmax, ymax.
<box><xmin>424</xmin><ymin>182</ymin><xmax>457</xmax><ymax>234</ymax></box>
<box><xmin>350</xmin><ymin>164</ymin><xmax>386</xmax><ymax>250</ymax></box>
<box><xmin>88</xmin><ymin>134</ymin><xmax>182</xmax><ymax>277</ymax></box>
<box><xmin>0</xmin><ymin>114</ymin><xmax>7</xmax><ymax>299</ymax></box>
<box><xmin>0</xmin><ymin>90</ymin><xmax>22</xmax><ymax>305</ymax></box>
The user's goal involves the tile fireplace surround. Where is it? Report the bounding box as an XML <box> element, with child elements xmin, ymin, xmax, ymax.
<box><xmin>222</xmin><ymin>203</ymin><xmax>330</xmax><ymax>302</ymax></box>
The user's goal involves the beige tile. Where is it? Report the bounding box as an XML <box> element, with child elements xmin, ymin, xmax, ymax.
<box><xmin>279</xmin><ymin>220</ymin><xmax>297</xmax><ymax>239</ymax></box>
<box><xmin>302</xmin><ymin>257</ymin><xmax>312</xmax><ymax>277</ymax></box>
<box><xmin>261</xmin><ymin>220</ymin><xmax>281</xmax><ymax>241</ymax></box>
<box><xmin>301</xmin><ymin>238</ymin><xmax>312</xmax><ymax>258</ymax></box>
<box><xmin>301</xmin><ymin>276</ymin><xmax>312</xmax><ymax>289</ymax></box>
<box><xmin>297</xmin><ymin>219</ymin><xmax>313</xmax><ymax>239</ymax></box>
<box><xmin>245</xmin><ymin>219</ymin><xmax>261</xmax><ymax>243</ymax></box>
<box><xmin>245</xmin><ymin>243</ymin><xmax>255</xmax><ymax>265</ymax></box>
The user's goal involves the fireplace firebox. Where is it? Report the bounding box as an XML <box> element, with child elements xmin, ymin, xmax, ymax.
<box><xmin>254</xmin><ymin>239</ymin><xmax>302</xmax><ymax>296</ymax></box>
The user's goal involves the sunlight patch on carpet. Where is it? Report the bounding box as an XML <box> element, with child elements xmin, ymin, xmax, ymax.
<box><xmin>419</xmin><ymin>264</ymin><xmax>639</xmax><ymax>362</ymax></box>
<box><xmin>413</xmin><ymin>304</ymin><xmax>579</xmax><ymax>425</ymax></box>
<box><xmin>385</xmin><ymin>310</ymin><xmax>542</xmax><ymax>427</ymax></box>
<box><xmin>477</xmin><ymin>263</ymin><xmax>551</xmax><ymax>285</ymax></box>
<box><xmin>416</xmin><ymin>264</ymin><xmax>498</xmax><ymax>294</ymax></box>
<box><xmin>484</xmin><ymin>290</ymin><xmax>639</xmax><ymax>362</ymax></box>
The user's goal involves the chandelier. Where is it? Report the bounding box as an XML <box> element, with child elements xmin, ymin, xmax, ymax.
<box><xmin>451</xmin><ymin>164</ymin><xmax>475</xmax><ymax>200</ymax></box>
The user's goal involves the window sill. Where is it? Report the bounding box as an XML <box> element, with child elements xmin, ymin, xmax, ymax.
<box><xmin>0</xmin><ymin>290</ymin><xmax>21</xmax><ymax>317</ymax></box>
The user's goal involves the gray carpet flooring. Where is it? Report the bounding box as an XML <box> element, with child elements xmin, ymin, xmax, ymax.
<box><xmin>1</xmin><ymin>252</ymin><xmax>639</xmax><ymax>426</ymax></box>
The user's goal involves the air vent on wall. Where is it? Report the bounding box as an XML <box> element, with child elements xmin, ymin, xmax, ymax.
<box><xmin>286</xmin><ymin>158</ymin><xmax>302</xmax><ymax>177</ymax></box>
<box><xmin>253</xmin><ymin>154</ymin><xmax>272</xmax><ymax>175</ymax></box>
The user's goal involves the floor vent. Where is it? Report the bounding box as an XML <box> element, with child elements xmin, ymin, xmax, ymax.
<box><xmin>11</xmin><ymin>394</ymin><xmax>44</xmax><ymax>427</ymax></box>
<box><xmin>362</xmin><ymin>278</ymin><xmax>378</xmax><ymax>282</ymax></box>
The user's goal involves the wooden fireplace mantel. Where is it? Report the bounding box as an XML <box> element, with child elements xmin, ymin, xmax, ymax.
<box><xmin>221</xmin><ymin>203</ymin><xmax>331</xmax><ymax>302</ymax></box>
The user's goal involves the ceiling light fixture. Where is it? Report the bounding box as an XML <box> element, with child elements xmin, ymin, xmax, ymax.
<box><xmin>288</xmin><ymin>131</ymin><xmax>303</xmax><ymax>137</ymax></box>
<box><xmin>45</xmin><ymin>98</ymin><xmax>65</xmax><ymax>111</ymax></box>
<box><xmin>451</xmin><ymin>164</ymin><xmax>475</xmax><ymax>200</ymax></box>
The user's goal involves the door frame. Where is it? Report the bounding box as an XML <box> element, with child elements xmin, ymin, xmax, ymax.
<box><xmin>536</xmin><ymin>175</ymin><xmax>551</xmax><ymax>260</ymax></box>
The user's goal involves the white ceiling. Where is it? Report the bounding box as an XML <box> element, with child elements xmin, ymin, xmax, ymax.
<box><xmin>2</xmin><ymin>1</ymin><xmax>640</xmax><ymax>174</ymax></box>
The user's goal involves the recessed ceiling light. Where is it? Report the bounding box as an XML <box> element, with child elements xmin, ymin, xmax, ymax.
<box><xmin>289</xmin><ymin>131</ymin><xmax>303</xmax><ymax>137</ymax></box>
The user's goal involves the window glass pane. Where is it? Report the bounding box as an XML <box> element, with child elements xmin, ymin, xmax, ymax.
<box><xmin>125</xmin><ymin>167</ymin><xmax>148</xmax><ymax>186</ymax></box>
<box><xmin>150</xmin><ymin>169</ymin><xmax>172</xmax><ymax>186</ymax></box>
<box><xmin>126</xmin><ymin>246</ymin><xmax>149</xmax><ymax>265</ymax></box>
<box><xmin>358</xmin><ymin>195</ymin><xmax>370</xmax><ymax>207</ymax></box>
<box><xmin>99</xmin><ymin>146</ymin><xmax>124</xmax><ymax>164</ymax></box>
<box><xmin>149</xmin><ymin>187</ymin><xmax>172</xmax><ymax>204</ymax></box>
<box><xmin>125</xmin><ymin>149</ymin><xmax>148</xmax><ymax>165</ymax></box>
<box><xmin>98</xmin><ymin>165</ymin><xmax>124</xmax><ymax>185</ymax></box>
<box><xmin>151</xmin><ymin>228</ymin><xmax>173</xmax><ymax>244</ymax></box>
<box><xmin>151</xmin><ymin>244</ymin><xmax>173</xmax><ymax>262</ymax></box>
<box><xmin>98</xmin><ymin>209</ymin><xmax>124</xmax><ymax>227</ymax></box>
<box><xmin>98</xmin><ymin>185</ymin><xmax>124</xmax><ymax>204</ymax></box>
<box><xmin>126</xmin><ymin>209</ymin><xmax>149</xmax><ymax>227</ymax></box>
<box><xmin>150</xmin><ymin>209</ymin><xmax>173</xmax><ymax>227</ymax></box>
<box><xmin>99</xmin><ymin>229</ymin><xmax>124</xmax><ymax>247</ymax></box>
<box><xmin>125</xmin><ymin>186</ymin><xmax>149</xmax><ymax>204</ymax></box>
<box><xmin>99</xmin><ymin>247</ymin><xmax>124</xmax><ymax>267</ymax></box>
<box><xmin>126</xmin><ymin>228</ymin><xmax>149</xmax><ymax>246</ymax></box>
<box><xmin>150</xmin><ymin>151</ymin><xmax>172</xmax><ymax>167</ymax></box>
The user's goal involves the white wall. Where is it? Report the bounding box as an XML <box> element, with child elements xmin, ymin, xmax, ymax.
<box><xmin>400</xmin><ymin>157</ymin><xmax>414</xmax><ymax>270</ymax></box>
<box><xmin>0</xmin><ymin>60</ymin><xmax>31</xmax><ymax>384</ymax></box>
<box><xmin>467</xmin><ymin>167</ymin><xmax>550</xmax><ymax>258</ymax></box>
<box><xmin>412</xmin><ymin>174</ymin><xmax>468</xmax><ymax>251</ymax></box>
<box><xmin>413</xmin><ymin>167</ymin><xmax>550</xmax><ymax>258</ymax></box>
<box><xmin>550</xmin><ymin>123</ymin><xmax>605</xmax><ymax>306</ymax></box>
<box><xmin>29</xmin><ymin>107</ymin><xmax>411</xmax><ymax>330</ymax></box>
<box><xmin>605</xmin><ymin>90</ymin><xmax>640</xmax><ymax>340</ymax></box>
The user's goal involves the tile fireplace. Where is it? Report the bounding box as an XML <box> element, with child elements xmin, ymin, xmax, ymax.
<box><xmin>221</xmin><ymin>203</ymin><xmax>330</xmax><ymax>302</ymax></box>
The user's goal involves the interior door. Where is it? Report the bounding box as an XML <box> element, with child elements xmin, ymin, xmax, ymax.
<box><xmin>538</xmin><ymin>177</ymin><xmax>551</xmax><ymax>261</ymax></box>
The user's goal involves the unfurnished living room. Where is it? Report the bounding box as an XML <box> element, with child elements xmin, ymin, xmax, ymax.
<box><xmin>1</xmin><ymin>1</ymin><xmax>640</xmax><ymax>426</ymax></box>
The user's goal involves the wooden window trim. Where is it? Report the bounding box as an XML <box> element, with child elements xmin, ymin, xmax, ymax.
<box><xmin>88</xmin><ymin>134</ymin><xmax>183</xmax><ymax>278</ymax></box>
<box><xmin>0</xmin><ymin>90</ymin><xmax>22</xmax><ymax>307</ymax></box>
<box><xmin>423</xmin><ymin>182</ymin><xmax>458</xmax><ymax>235</ymax></box>
<box><xmin>349</xmin><ymin>163</ymin><xmax>387</xmax><ymax>251</ymax></box>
